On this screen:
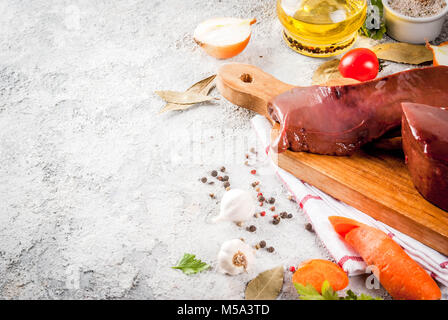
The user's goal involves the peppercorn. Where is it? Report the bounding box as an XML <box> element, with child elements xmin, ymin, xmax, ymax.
<box><xmin>259</xmin><ymin>240</ymin><xmax>266</xmax><ymax>248</ymax></box>
<box><xmin>268</xmin><ymin>197</ymin><xmax>275</xmax><ymax>204</ymax></box>
<box><xmin>211</xmin><ymin>170</ymin><xmax>218</xmax><ymax>177</ymax></box>
<box><xmin>247</xmin><ymin>225</ymin><xmax>256</xmax><ymax>232</ymax></box>
<box><xmin>280</xmin><ymin>211</ymin><xmax>288</xmax><ymax>219</ymax></box>
<box><xmin>305</xmin><ymin>223</ymin><xmax>314</xmax><ymax>232</ymax></box>
<box><xmin>222</xmin><ymin>175</ymin><xmax>229</xmax><ymax>181</ymax></box>
<box><xmin>287</xmin><ymin>213</ymin><xmax>293</xmax><ymax>219</ymax></box>
<box><xmin>201</xmin><ymin>177</ymin><xmax>207</xmax><ymax>183</ymax></box>
<box><xmin>267</xmin><ymin>246</ymin><xmax>275</xmax><ymax>253</ymax></box>
<box><xmin>208</xmin><ymin>181</ymin><xmax>214</xmax><ymax>185</ymax></box>
<box><xmin>258</xmin><ymin>195</ymin><xmax>265</xmax><ymax>202</ymax></box>
<box><xmin>223</xmin><ymin>181</ymin><xmax>230</xmax><ymax>188</ymax></box>
<box><xmin>270</xmin><ymin>206</ymin><xmax>275</xmax><ymax>211</ymax></box>
<box><xmin>250</xmin><ymin>169</ymin><xmax>256</xmax><ymax>175</ymax></box>
<box><xmin>217</xmin><ymin>176</ymin><xmax>223</xmax><ymax>181</ymax></box>
<box><xmin>260</xmin><ymin>211</ymin><xmax>266</xmax><ymax>217</ymax></box>
<box><xmin>209</xmin><ymin>193</ymin><xmax>215</xmax><ymax>199</ymax></box>
<box><xmin>220</xmin><ymin>166</ymin><xmax>226</xmax><ymax>172</ymax></box>
<box><xmin>272</xmin><ymin>217</ymin><xmax>280</xmax><ymax>225</ymax></box>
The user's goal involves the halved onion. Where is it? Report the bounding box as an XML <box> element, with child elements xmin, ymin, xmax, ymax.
<box><xmin>426</xmin><ymin>41</ymin><xmax>448</xmax><ymax>66</ymax></box>
<box><xmin>194</xmin><ymin>17</ymin><xmax>256</xmax><ymax>59</ymax></box>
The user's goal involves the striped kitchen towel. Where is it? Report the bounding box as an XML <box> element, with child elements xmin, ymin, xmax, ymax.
<box><xmin>252</xmin><ymin>115</ymin><xmax>448</xmax><ymax>286</ymax></box>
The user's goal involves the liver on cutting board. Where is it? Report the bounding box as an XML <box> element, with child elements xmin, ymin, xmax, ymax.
<box><xmin>402</xmin><ymin>103</ymin><xmax>448</xmax><ymax>211</ymax></box>
<box><xmin>268</xmin><ymin>66</ymin><xmax>448</xmax><ymax>155</ymax></box>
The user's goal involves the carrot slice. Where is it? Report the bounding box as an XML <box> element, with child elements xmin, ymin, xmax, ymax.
<box><xmin>328</xmin><ymin>216</ymin><xmax>441</xmax><ymax>300</ymax></box>
<box><xmin>328</xmin><ymin>216</ymin><xmax>363</xmax><ymax>238</ymax></box>
<box><xmin>292</xmin><ymin>259</ymin><xmax>349</xmax><ymax>293</ymax></box>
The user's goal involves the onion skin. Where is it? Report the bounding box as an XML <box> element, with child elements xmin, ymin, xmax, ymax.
<box><xmin>195</xmin><ymin>35</ymin><xmax>251</xmax><ymax>59</ymax></box>
<box><xmin>194</xmin><ymin>18</ymin><xmax>256</xmax><ymax>60</ymax></box>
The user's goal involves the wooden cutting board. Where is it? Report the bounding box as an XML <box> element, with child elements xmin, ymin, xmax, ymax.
<box><xmin>217</xmin><ymin>63</ymin><xmax>448</xmax><ymax>256</ymax></box>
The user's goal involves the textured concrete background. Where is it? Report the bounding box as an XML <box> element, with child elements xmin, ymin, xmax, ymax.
<box><xmin>0</xmin><ymin>0</ymin><xmax>447</xmax><ymax>299</ymax></box>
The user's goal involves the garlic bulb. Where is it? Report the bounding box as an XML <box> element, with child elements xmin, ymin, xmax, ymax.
<box><xmin>217</xmin><ymin>239</ymin><xmax>256</xmax><ymax>275</ymax></box>
<box><xmin>214</xmin><ymin>189</ymin><xmax>255</xmax><ymax>223</ymax></box>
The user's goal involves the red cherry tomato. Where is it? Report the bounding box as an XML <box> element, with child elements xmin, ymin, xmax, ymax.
<box><xmin>338</xmin><ymin>48</ymin><xmax>379</xmax><ymax>82</ymax></box>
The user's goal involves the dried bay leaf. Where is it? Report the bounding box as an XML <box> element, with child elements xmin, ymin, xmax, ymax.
<box><xmin>161</xmin><ymin>102</ymin><xmax>202</xmax><ymax>112</ymax></box>
<box><xmin>158</xmin><ymin>74</ymin><xmax>217</xmax><ymax>113</ymax></box>
<box><xmin>312</xmin><ymin>60</ymin><xmax>360</xmax><ymax>86</ymax></box>
<box><xmin>155</xmin><ymin>91</ymin><xmax>217</xmax><ymax>104</ymax></box>
<box><xmin>372</xmin><ymin>43</ymin><xmax>433</xmax><ymax>65</ymax></box>
<box><xmin>245</xmin><ymin>266</ymin><xmax>284</xmax><ymax>300</ymax></box>
<box><xmin>311</xmin><ymin>59</ymin><xmax>344</xmax><ymax>85</ymax></box>
<box><xmin>187</xmin><ymin>74</ymin><xmax>216</xmax><ymax>94</ymax></box>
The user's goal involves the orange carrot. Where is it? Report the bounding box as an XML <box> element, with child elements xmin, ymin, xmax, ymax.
<box><xmin>292</xmin><ymin>259</ymin><xmax>349</xmax><ymax>293</ymax></box>
<box><xmin>329</xmin><ymin>216</ymin><xmax>441</xmax><ymax>300</ymax></box>
<box><xmin>328</xmin><ymin>216</ymin><xmax>363</xmax><ymax>237</ymax></box>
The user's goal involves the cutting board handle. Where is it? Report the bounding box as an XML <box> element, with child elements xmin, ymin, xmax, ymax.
<box><xmin>216</xmin><ymin>63</ymin><xmax>294</xmax><ymax>118</ymax></box>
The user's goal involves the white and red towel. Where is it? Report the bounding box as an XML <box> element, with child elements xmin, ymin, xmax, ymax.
<box><xmin>252</xmin><ymin>115</ymin><xmax>448</xmax><ymax>287</ymax></box>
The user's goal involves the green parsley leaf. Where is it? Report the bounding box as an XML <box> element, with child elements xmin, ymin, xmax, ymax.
<box><xmin>295</xmin><ymin>281</ymin><xmax>383</xmax><ymax>300</ymax></box>
<box><xmin>294</xmin><ymin>283</ymin><xmax>325</xmax><ymax>300</ymax></box>
<box><xmin>172</xmin><ymin>253</ymin><xmax>210</xmax><ymax>275</ymax></box>
<box><xmin>358</xmin><ymin>293</ymin><xmax>383</xmax><ymax>300</ymax></box>
<box><xmin>344</xmin><ymin>289</ymin><xmax>359</xmax><ymax>300</ymax></box>
<box><xmin>321</xmin><ymin>280</ymin><xmax>340</xmax><ymax>300</ymax></box>
<box><xmin>340</xmin><ymin>290</ymin><xmax>382</xmax><ymax>300</ymax></box>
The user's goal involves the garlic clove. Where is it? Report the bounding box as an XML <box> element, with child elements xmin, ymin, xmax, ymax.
<box><xmin>214</xmin><ymin>189</ymin><xmax>255</xmax><ymax>223</ymax></box>
<box><xmin>217</xmin><ymin>239</ymin><xmax>256</xmax><ymax>275</ymax></box>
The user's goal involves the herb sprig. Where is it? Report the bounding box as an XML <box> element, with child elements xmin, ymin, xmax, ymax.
<box><xmin>294</xmin><ymin>280</ymin><xmax>382</xmax><ymax>300</ymax></box>
<box><xmin>172</xmin><ymin>253</ymin><xmax>211</xmax><ymax>275</ymax></box>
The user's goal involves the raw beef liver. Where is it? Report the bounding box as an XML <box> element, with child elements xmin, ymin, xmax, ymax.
<box><xmin>402</xmin><ymin>103</ymin><xmax>448</xmax><ymax>212</ymax></box>
<box><xmin>268</xmin><ymin>66</ymin><xmax>448</xmax><ymax>155</ymax></box>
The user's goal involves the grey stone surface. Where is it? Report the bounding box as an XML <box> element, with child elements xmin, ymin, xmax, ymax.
<box><xmin>0</xmin><ymin>0</ymin><xmax>446</xmax><ymax>300</ymax></box>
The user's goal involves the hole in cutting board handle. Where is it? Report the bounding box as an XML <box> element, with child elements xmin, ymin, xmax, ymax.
<box><xmin>240</xmin><ymin>73</ymin><xmax>253</xmax><ymax>83</ymax></box>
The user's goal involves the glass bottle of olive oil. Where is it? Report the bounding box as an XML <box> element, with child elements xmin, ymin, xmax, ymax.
<box><xmin>277</xmin><ymin>0</ymin><xmax>367</xmax><ymax>57</ymax></box>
